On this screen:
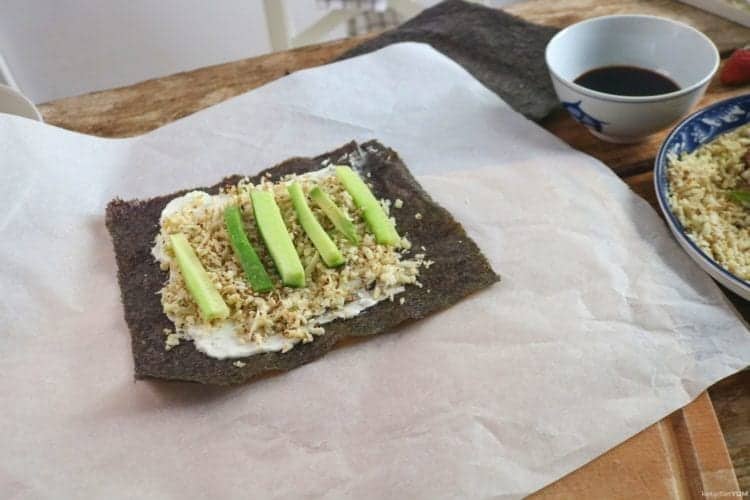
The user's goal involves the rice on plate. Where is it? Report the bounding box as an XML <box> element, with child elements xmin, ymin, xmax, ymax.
<box><xmin>667</xmin><ymin>124</ymin><xmax>750</xmax><ymax>282</ymax></box>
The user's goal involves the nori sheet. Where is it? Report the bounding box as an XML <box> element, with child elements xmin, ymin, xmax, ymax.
<box><xmin>105</xmin><ymin>141</ymin><xmax>499</xmax><ymax>384</ymax></box>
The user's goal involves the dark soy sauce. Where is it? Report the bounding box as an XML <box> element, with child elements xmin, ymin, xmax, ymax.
<box><xmin>574</xmin><ymin>65</ymin><xmax>680</xmax><ymax>97</ymax></box>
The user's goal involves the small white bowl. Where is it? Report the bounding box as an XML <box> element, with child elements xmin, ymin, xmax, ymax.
<box><xmin>0</xmin><ymin>84</ymin><xmax>42</xmax><ymax>122</ymax></box>
<box><xmin>545</xmin><ymin>15</ymin><xmax>719</xmax><ymax>143</ymax></box>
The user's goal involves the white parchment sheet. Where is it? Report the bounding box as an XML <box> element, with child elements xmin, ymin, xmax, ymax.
<box><xmin>1</xmin><ymin>43</ymin><xmax>749</xmax><ymax>499</ymax></box>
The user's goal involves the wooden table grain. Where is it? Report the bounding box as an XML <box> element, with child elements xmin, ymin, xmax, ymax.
<box><xmin>38</xmin><ymin>0</ymin><xmax>750</xmax><ymax>496</ymax></box>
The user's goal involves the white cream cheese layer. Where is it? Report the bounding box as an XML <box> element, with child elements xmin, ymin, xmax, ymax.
<box><xmin>151</xmin><ymin>191</ymin><xmax>234</xmax><ymax>263</ymax></box>
<box><xmin>152</xmin><ymin>166</ymin><xmax>405</xmax><ymax>359</ymax></box>
<box><xmin>185</xmin><ymin>286</ymin><xmax>403</xmax><ymax>359</ymax></box>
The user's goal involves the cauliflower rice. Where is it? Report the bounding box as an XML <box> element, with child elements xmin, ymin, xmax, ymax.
<box><xmin>153</xmin><ymin>166</ymin><xmax>431</xmax><ymax>353</ymax></box>
<box><xmin>667</xmin><ymin>124</ymin><xmax>750</xmax><ymax>281</ymax></box>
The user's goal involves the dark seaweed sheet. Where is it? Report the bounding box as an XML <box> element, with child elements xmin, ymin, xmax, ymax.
<box><xmin>105</xmin><ymin>141</ymin><xmax>499</xmax><ymax>385</ymax></box>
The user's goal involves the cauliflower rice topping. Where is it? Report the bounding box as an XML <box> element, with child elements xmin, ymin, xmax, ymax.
<box><xmin>668</xmin><ymin>124</ymin><xmax>750</xmax><ymax>281</ymax></box>
<box><xmin>153</xmin><ymin>166</ymin><xmax>429</xmax><ymax>353</ymax></box>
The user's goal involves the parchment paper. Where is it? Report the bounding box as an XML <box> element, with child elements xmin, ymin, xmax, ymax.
<box><xmin>1</xmin><ymin>43</ymin><xmax>749</xmax><ymax>499</ymax></box>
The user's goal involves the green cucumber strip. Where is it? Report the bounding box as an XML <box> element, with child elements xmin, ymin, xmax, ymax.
<box><xmin>729</xmin><ymin>190</ymin><xmax>750</xmax><ymax>206</ymax></box>
<box><xmin>250</xmin><ymin>190</ymin><xmax>305</xmax><ymax>287</ymax></box>
<box><xmin>223</xmin><ymin>205</ymin><xmax>273</xmax><ymax>293</ymax></box>
<box><xmin>288</xmin><ymin>183</ymin><xmax>345</xmax><ymax>267</ymax></box>
<box><xmin>335</xmin><ymin>165</ymin><xmax>400</xmax><ymax>245</ymax></box>
<box><xmin>169</xmin><ymin>233</ymin><xmax>230</xmax><ymax>321</ymax></box>
<box><xmin>309</xmin><ymin>186</ymin><xmax>360</xmax><ymax>244</ymax></box>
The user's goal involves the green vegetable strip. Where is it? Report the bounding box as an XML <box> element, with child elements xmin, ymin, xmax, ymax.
<box><xmin>169</xmin><ymin>233</ymin><xmax>230</xmax><ymax>321</ymax></box>
<box><xmin>223</xmin><ymin>205</ymin><xmax>273</xmax><ymax>293</ymax></box>
<box><xmin>309</xmin><ymin>186</ymin><xmax>360</xmax><ymax>244</ymax></box>
<box><xmin>250</xmin><ymin>190</ymin><xmax>306</xmax><ymax>288</ymax></box>
<box><xmin>729</xmin><ymin>190</ymin><xmax>750</xmax><ymax>206</ymax></box>
<box><xmin>288</xmin><ymin>183</ymin><xmax>345</xmax><ymax>267</ymax></box>
<box><xmin>335</xmin><ymin>165</ymin><xmax>400</xmax><ymax>245</ymax></box>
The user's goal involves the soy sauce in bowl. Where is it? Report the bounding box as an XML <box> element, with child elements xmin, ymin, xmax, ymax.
<box><xmin>574</xmin><ymin>65</ymin><xmax>680</xmax><ymax>97</ymax></box>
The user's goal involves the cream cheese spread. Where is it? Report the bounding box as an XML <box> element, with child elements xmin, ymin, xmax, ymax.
<box><xmin>152</xmin><ymin>166</ymin><xmax>408</xmax><ymax>359</ymax></box>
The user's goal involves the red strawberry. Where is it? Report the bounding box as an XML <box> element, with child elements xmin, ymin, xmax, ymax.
<box><xmin>721</xmin><ymin>48</ymin><xmax>750</xmax><ymax>86</ymax></box>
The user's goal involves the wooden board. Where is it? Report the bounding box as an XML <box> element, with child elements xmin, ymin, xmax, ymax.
<box><xmin>36</xmin><ymin>0</ymin><xmax>749</xmax><ymax>496</ymax></box>
<box><xmin>506</xmin><ymin>0</ymin><xmax>750</xmax><ymax>54</ymax></box>
<box><xmin>531</xmin><ymin>393</ymin><xmax>740</xmax><ymax>498</ymax></box>
<box><xmin>37</xmin><ymin>0</ymin><xmax>750</xmax><ymax>138</ymax></box>
<box><xmin>710</xmin><ymin>371</ymin><xmax>750</xmax><ymax>496</ymax></box>
<box><xmin>38</xmin><ymin>36</ymin><xmax>372</xmax><ymax>138</ymax></box>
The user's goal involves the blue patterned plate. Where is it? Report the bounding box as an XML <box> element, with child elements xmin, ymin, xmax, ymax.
<box><xmin>654</xmin><ymin>94</ymin><xmax>750</xmax><ymax>300</ymax></box>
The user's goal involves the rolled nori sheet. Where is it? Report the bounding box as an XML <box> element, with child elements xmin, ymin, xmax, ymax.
<box><xmin>105</xmin><ymin>141</ymin><xmax>499</xmax><ymax>385</ymax></box>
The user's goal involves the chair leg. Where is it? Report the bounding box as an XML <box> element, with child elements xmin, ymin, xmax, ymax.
<box><xmin>387</xmin><ymin>0</ymin><xmax>423</xmax><ymax>20</ymax></box>
<box><xmin>263</xmin><ymin>0</ymin><xmax>291</xmax><ymax>52</ymax></box>
<box><xmin>290</xmin><ymin>10</ymin><xmax>355</xmax><ymax>48</ymax></box>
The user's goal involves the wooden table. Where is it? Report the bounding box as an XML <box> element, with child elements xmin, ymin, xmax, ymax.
<box><xmin>38</xmin><ymin>0</ymin><xmax>750</xmax><ymax>497</ymax></box>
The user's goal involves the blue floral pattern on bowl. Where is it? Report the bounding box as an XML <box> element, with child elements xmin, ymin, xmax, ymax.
<box><xmin>562</xmin><ymin>100</ymin><xmax>608</xmax><ymax>132</ymax></box>
<box><xmin>654</xmin><ymin>93</ymin><xmax>750</xmax><ymax>294</ymax></box>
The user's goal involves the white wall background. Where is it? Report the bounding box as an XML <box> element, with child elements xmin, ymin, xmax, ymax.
<box><xmin>0</xmin><ymin>0</ymin><xmax>512</xmax><ymax>104</ymax></box>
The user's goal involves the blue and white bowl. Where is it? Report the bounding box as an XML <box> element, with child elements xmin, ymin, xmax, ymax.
<box><xmin>546</xmin><ymin>15</ymin><xmax>719</xmax><ymax>143</ymax></box>
<box><xmin>655</xmin><ymin>94</ymin><xmax>750</xmax><ymax>300</ymax></box>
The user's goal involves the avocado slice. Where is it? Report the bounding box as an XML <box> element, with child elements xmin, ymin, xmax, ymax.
<box><xmin>223</xmin><ymin>205</ymin><xmax>274</xmax><ymax>292</ymax></box>
<box><xmin>288</xmin><ymin>183</ymin><xmax>345</xmax><ymax>268</ymax></box>
<box><xmin>169</xmin><ymin>233</ymin><xmax>230</xmax><ymax>321</ymax></box>
<box><xmin>335</xmin><ymin>165</ymin><xmax>400</xmax><ymax>245</ymax></box>
<box><xmin>309</xmin><ymin>186</ymin><xmax>360</xmax><ymax>245</ymax></box>
<box><xmin>250</xmin><ymin>190</ymin><xmax>305</xmax><ymax>287</ymax></box>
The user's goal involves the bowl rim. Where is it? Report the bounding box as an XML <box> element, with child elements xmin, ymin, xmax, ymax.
<box><xmin>545</xmin><ymin>14</ymin><xmax>720</xmax><ymax>104</ymax></box>
<box><xmin>654</xmin><ymin>93</ymin><xmax>750</xmax><ymax>297</ymax></box>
